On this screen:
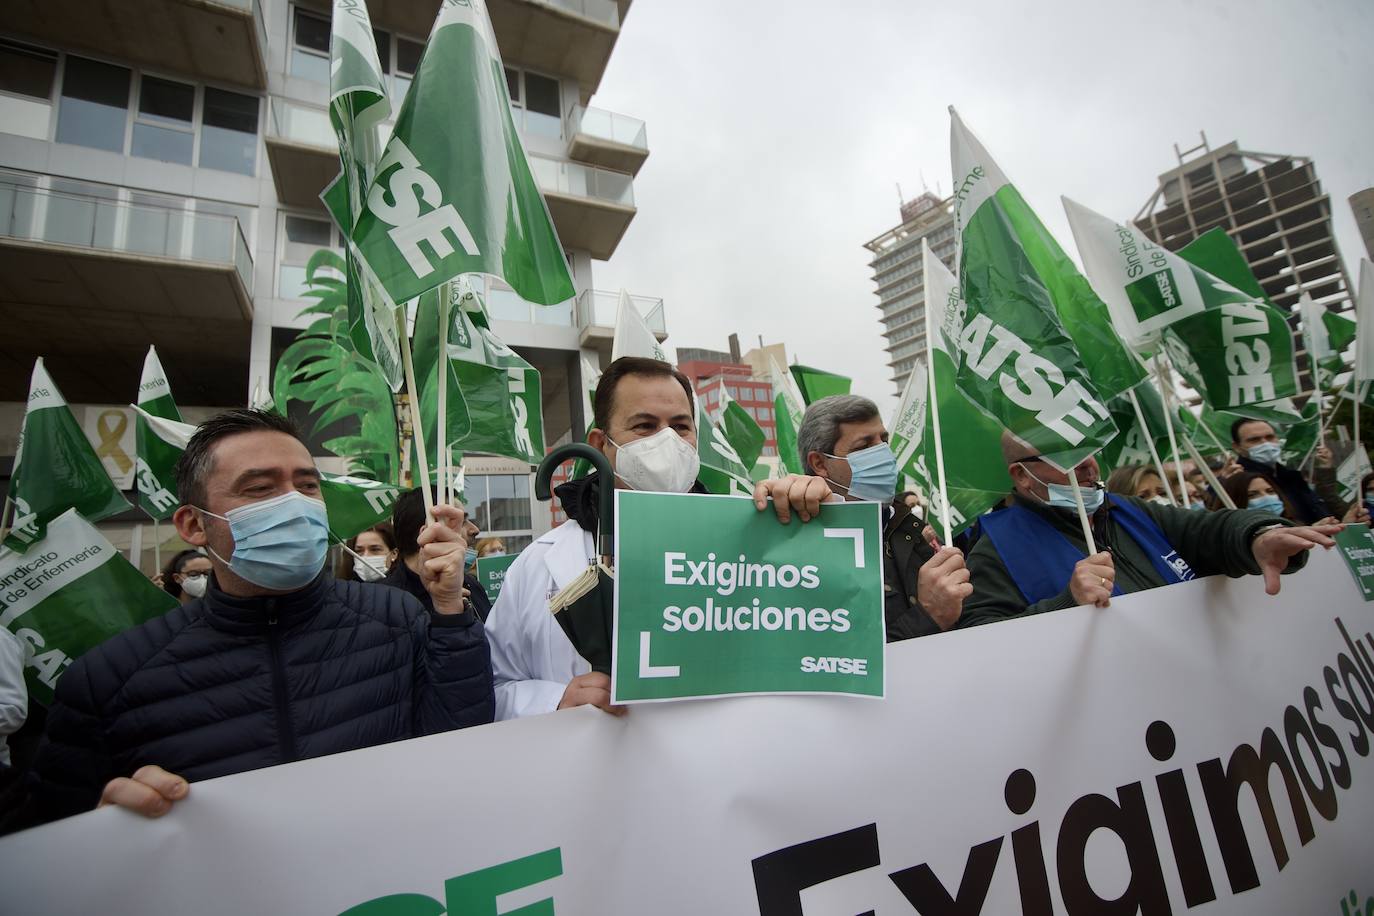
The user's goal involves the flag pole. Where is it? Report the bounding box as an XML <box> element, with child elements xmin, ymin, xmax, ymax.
<box><xmin>436</xmin><ymin>283</ymin><xmax>450</xmax><ymax>507</ymax></box>
<box><xmin>1066</xmin><ymin>467</ymin><xmax>1098</xmax><ymax>556</ymax></box>
<box><xmin>1182</xmin><ymin>435</ymin><xmax>1237</xmax><ymax>509</ymax></box>
<box><xmin>397</xmin><ymin>306</ymin><xmax>435</xmax><ymax>522</ymax></box>
<box><xmin>1152</xmin><ymin>356</ymin><xmax>1191</xmax><ymax>509</ymax></box>
<box><xmin>926</xmin><ymin>356</ymin><xmax>952</xmax><ymax>541</ymax></box>
<box><xmin>153</xmin><ymin>516</ymin><xmax>162</xmax><ymax>570</ymax></box>
<box><xmin>1126</xmin><ymin>387</ymin><xmax>1177</xmax><ymax>506</ymax></box>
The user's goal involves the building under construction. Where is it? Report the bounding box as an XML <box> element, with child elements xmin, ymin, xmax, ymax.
<box><xmin>863</xmin><ymin>191</ymin><xmax>956</xmax><ymax>397</ymax></box>
<box><xmin>1134</xmin><ymin>135</ymin><xmax>1356</xmax><ymax>388</ymax></box>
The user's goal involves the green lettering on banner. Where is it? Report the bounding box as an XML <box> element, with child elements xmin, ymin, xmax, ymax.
<box><xmin>1333</xmin><ymin>524</ymin><xmax>1374</xmax><ymax>601</ymax></box>
<box><xmin>339</xmin><ymin>847</ymin><xmax>563</xmax><ymax>916</ymax></box>
<box><xmin>611</xmin><ymin>492</ymin><xmax>884</xmax><ymax>703</ymax></box>
<box><xmin>475</xmin><ymin>553</ymin><xmax>517</xmax><ymax>603</ymax></box>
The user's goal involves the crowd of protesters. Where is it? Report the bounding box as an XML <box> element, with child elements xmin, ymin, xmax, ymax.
<box><xmin>0</xmin><ymin>356</ymin><xmax>1361</xmax><ymax>833</ymax></box>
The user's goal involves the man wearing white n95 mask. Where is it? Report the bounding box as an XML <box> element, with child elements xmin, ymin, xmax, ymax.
<box><xmin>484</xmin><ymin>357</ymin><xmax>835</xmax><ymax>719</ymax></box>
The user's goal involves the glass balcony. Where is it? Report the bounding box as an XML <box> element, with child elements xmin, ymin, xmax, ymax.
<box><xmin>539</xmin><ymin>0</ymin><xmax>620</xmax><ymax>28</ymax></box>
<box><xmin>567</xmin><ymin>106</ymin><xmax>646</xmax><ymax>150</ymax></box>
<box><xmin>269</xmin><ymin>97</ymin><xmax>337</xmax><ymax>150</ymax></box>
<box><xmin>0</xmin><ymin>174</ymin><xmax>254</xmax><ymax>293</ymax></box>
<box><xmin>528</xmin><ymin>155</ymin><xmax>634</xmax><ymax>208</ymax></box>
<box><xmin>575</xmin><ymin>289</ymin><xmax>665</xmax><ymax>334</ymax></box>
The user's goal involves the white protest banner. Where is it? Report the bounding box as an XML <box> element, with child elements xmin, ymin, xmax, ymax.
<box><xmin>2</xmin><ymin>549</ymin><xmax>1371</xmax><ymax>914</ymax></box>
<box><xmin>612</xmin><ymin>492</ymin><xmax>885</xmax><ymax>703</ymax></box>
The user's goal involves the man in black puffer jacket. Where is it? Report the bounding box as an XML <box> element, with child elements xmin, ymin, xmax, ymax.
<box><xmin>18</xmin><ymin>409</ymin><xmax>493</xmax><ymax>827</ymax></box>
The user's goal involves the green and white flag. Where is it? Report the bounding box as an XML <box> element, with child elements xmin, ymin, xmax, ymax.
<box><xmin>131</xmin><ymin>407</ymin><xmax>196</xmax><ymax>520</ymax></box>
<box><xmin>695</xmin><ymin>400</ymin><xmax>754</xmax><ymax>496</ymax></box>
<box><xmin>1099</xmin><ymin>384</ymin><xmax>1172</xmax><ymax>473</ymax></box>
<box><xmin>5</xmin><ymin>360</ymin><xmax>130</xmax><ymax>550</ymax></box>
<box><xmin>0</xmin><ymin>508</ymin><xmax>177</xmax><ymax>705</ymax></box>
<box><xmin>1299</xmin><ymin>292</ymin><xmax>1335</xmax><ymax>390</ymax></box>
<box><xmin>916</xmin><ymin>240</ymin><xmax>1011</xmax><ymax>539</ymax></box>
<box><xmin>348</xmin><ymin>0</ymin><xmax>574</xmax><ymax>310</ymax></box>
<box><xmin>1336</xmin><ymin>446</ymin><xmax>1372</xmax><ymax>504</ymax></box>
<box><xmin>412</xmin><ymin>285</ymin><xmax>545</xmax><ymax>467</ymax></box>
<box><xmin>611</xmin><ymin>290</ymin><xmax>667</xmax><ymax>363</ymax></box>
<box><xmin>714</xmin><ymin>381</ymin><xmax>765</xmax><ymax>474</ymax></box>
<box><xmin>323</xmin><ymin>0</ymin><xmax>404</xmax><ymax>390</ymax></box>
<box><xmin>319</xmin><ymin>473</ymin><xmax>401</xmax><ymax>542</ymax></box>
<box><xmin>764</xmin><ymin>355</ymin><xmax>805</xmax><ymax>475</ymax></box>
<box><xmin>1066</xmin><ymin>202</ymin><xmax>1300</xmax><ymax>411</ymax></box>
<box><xmin>134</xmin><ymin>347</ymin><xmax>184</xmax><ymax>521</ymax></box>
<box><xmin>949</xmin><ymin>109</ymin><xmax>1115</xmax><ymax>470</ymax></box>
<box><xmin>888</xmin><ymin>356</ymin><xmax>933</xmax><ymax>495</ymax></box>
<box><xmin>789</xmin><ymin>364</ymin><xmax>851</xmax><ymax>406</ymax></box>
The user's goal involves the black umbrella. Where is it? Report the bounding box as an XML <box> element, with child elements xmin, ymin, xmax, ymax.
<box><xmin>535</xmin><ymin>443</ymin><xmax>615</xmax><ymax>674</ymax></box>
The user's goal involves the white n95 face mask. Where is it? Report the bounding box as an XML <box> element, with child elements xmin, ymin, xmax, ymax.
<box><xmin>610</xmin><ymin>427</ymin><xmax>700</xmax><ymax>493</ymax></box>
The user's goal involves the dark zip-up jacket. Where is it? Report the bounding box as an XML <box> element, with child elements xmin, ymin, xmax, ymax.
<box><xmin>380</xmin><ymin>560</ymin><xmax>492</xmax><ymax>622</ymax></box>
<box><xmin>883</xmin><ymin>506</ymin><xmax>940</xmax><ymax>642</ymax></box>
<box><xmin>24</xmin><ymin>572</ymin><xmax>493</xmax><ymax>825</ymax></box>
<box><xmin>958</xmin><ymin>494</ymin><xmax>1299</xmax><ymax>628</ymax></box>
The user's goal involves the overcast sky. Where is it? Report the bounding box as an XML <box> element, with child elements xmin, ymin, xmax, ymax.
<box><xmin>589</xmin><ymin>0</ymin><xmax>1374</xmax><ymax>416</ymax></box>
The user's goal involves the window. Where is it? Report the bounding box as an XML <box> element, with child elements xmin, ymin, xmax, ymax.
<box><xmin>278</xmin><ymin>214</ymin><xmax>338</xmax><ymax>298</ymax></box>
<box><xmin>131</xmin><ymin>76</ymin><xmax>195</xmax><ymax>165</ymax></box>
<box><xmin>759</xmin><ymin>406</ymin><xmax>772</xmax><ymax>421</ymax></box>
<box><xmin>466</xmin><ymin>474</ymin><xmax>532</xmax><ymax>536</ymax></box>
<box><xmin>394</xmin><ymin>38</ymin><xmax>423</xmax><ymax>99</ymax></box>
<box><xmin>506</xmin><ymin>66</ymin><xmax>561</xmax><ymax>139</ymax></box>
<box><xmin>291</xmin><ymin>8</ymin><xmax>332</xmax><ymax>83</ymax></box>
<box><xmin>56</xmin><ymin>56</ymin><xmax>130</xmax><ymax>152</ymax></box>
<box><xmin>0</xmin><ymin>40</ymin><xmax>57</xmax><ymax>140</ymax></box>
<box><xmin>199</xmin><ymin>87</ymin><xmax>258</xmax><ymax>175</ymax></box>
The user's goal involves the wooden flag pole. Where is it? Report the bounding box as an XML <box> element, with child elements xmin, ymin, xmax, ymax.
<box><xmin>398</xmin><ymin>307</ymin><xmax>435</xmax><ymax>522</ymax></box>
<box><xmin>436</xmin><ymin>284</ymin><xmax>450</xmax><ymax>507</ymax></box>
<box><xmin>1067</xmin><ymin>468</ymin><xmax>1098</xmax><ymax>556</ymax></box>
<box><xmin>1126</xmin><ymin>387</ymin><xmax>1178</xmax><ymax>506</ymax></box>
<box><xmin>1182</xmin><ymin>435</ymin><xmax>1238</xmax><ymax>509</ymax></box>
<box><xmin>926</xmin><ymin>356</ymin><xmax>952</xmax><ymax>542</ymax></box>
<box><xmin>1153</xmin><ymin>356</ymin><xmax>1191</xmax><ymax>510</ymax></box>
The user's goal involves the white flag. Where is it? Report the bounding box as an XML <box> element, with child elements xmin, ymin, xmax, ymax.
<box><xmin>611</xmin><ymin>290</ymin><xmax>668</xmax><ymax>363</ymax></box>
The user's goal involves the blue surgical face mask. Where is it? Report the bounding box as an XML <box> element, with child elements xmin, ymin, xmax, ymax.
<box><xmin>1246</xmin><ymin>441</ymin><xmax>1282</xmax><ymax>466</ymax></box>
<box><xmin>198</xmin><ymin>491</ymin><xmax>329</xmax><ymax>591</ymax></box>
<box><xmin>465</xmin><ymin>547</ymin><xmax>478</xmax><ymax>568</ymax></box>
<box><xmin>1190</xmin><ymin>500</ymin><xmax>1207</xmax><ymax>511</ymax></box>
<box><xmin>825</xmin><ymin>442</ymin><xmax>899</xmax><ymax>502</ymax></box>
<box><xmin>1018</xmin><ymin>463</ymin><xmax>1106</xmax><ymax>513</ymax></box>
<box><xmin>1248</xmin><ymin>494</ymin><xmax>1284</xmax><ymax>516</ymax></box>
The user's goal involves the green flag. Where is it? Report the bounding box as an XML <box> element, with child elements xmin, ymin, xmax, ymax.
<box><xmin>412</xmin><ymin>283</ymin><xmax>545</xmax><ymax>467</ymax></box>
<box><xmin>763</xmin><ymin>355</ymin><xmax>805</xmax><ymax>475</ymax></box>
<box><xmin>1</xmin><ymin>509</ymin><xmax>177</xmax><ymax>705</ymax></box>
<box><xmin>130</xmin><ymin>407</ymin><xmax>196</xmax><ymax>521</ymax></box>
<box><xmin>1099</xmin><ymin>385</ymin><xmax>1172</xmax><ymax>474</ymax></box>
<box><xmin>134</xmin><ymin>347</ymin><xmax>184</xmax><ymax>521</ymax></box>
<box><xmin>714</xmin><ymin>381</ymin><xmax>765</xmax><ymax>473</ymax></box>
<box><xmin>789</xmin><ymin>364</ymin><xmax>851</xmax><ymax>406</ymax></box>
<box><xmin>695</xmin><ymin>400</ymin><xmax>754</xmax><ymax>496</ymax></box>
<box><xmin>918</xmin><ymin>240</ymin><xmax>1011</xmax><ymax>539</ymax></box>
<box><xmin>1066</xmin><ymin>201</ymin><xmax>1300</xmax><ymax>412</ymax></box>
<box><xmin>324</xmin><ymin>0</ymin><xmax>404</xmax><ymax>390</ymax></box>
<box><xmin>349</xmin><ymin>0</ymin><xmax>574</xmax><ymax>310</ymax></box>
<box><xmin>949</xmin><ymin>109</ymin><xmax>1115</xmax><ymax>470</ymax></box>
<box><xmin>320</xmin><ymin>473</ymin><xmax>402</xmax><ymax>542</ymax></box>
<box><xmin>1325</xmin><ymin>309</ymin><xmax>1357</xmax><ymax>358</ymax></box>
<box><xmin>5</xmin><ymin>360</ymin><xmax>130</xmax><ymax>550</ymax></box>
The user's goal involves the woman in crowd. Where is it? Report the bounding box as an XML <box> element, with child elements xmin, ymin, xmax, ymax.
<box><xmin>336</xmin><ymin>523</ymin><xmax>398</xmax><ymax>582</ymax></box>
<box><xmin>470</xmin><ymin>536</ymin><xmax>507</xmax><ymax>576</ymax></box>
<box><xmin>1104</xmin><ymin>464</ymin><xmax>1172</xmax><ymax>505</ymax></box>
<box><xmin>159</xmin><ymin>549</ymin><xmax>213</xmax><ymax>605</ymax></box>
<box><xmin>1221</xmin><ymin>472</ymin><xmax>1294</xmax><ymax>520</ymax></box>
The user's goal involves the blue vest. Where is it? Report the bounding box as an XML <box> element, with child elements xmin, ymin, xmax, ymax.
<box><xmin>980</xmin><ymin>496</ymin><xmax>1195</xmax><ymax>606</ymax></box>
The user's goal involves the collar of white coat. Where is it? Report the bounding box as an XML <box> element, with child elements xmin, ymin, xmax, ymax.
<box><xmin>539</xmin><ymin>518</ymin><xmax>597</xmax><ymax>594</ymax></box>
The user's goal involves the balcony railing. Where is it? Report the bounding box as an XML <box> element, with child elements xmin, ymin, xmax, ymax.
<box><xmin>567</xmin><ymin>105</ymin><xmax>647</xmax><ymax>150</ymax></box>
<box><xmin>528</xmin><ymin>155</ymin><xmax>634</xmax><ymax>208</ymax></box>
<box><xmin>537</xmin><ymin>0</ymin><xmax>620</xmax><ymax>28</ymax></box>
<box><xmin>269</xmin><ymin>97</ymin><xmax>337</xmax><ymax>150</ymax></box>
<box><xmin>576</xmin><ymin>289</ymin><xmax>665</xmax><ymax>334</ymax></box>
<box><xmin>0</xmin><ymin>175</ymin><xmax>254</xmax><ymax>293</ymax></box>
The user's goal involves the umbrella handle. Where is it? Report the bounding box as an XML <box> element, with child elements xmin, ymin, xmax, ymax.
<box><xmin>535</xmin><ymin>443</ymin><xmax>615</xmax><ymax>558</ymax></box>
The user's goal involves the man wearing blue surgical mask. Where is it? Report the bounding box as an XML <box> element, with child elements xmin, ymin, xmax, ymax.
<box><xmin>21</xmin><ymin>409</ymin><xmax>494</xmax><ymax>826</ymax></box>
<box><xmin>800</xmin><ymin>395</ymin><xmax>972</xmax><ymax>640</ymax></box>
<box><xmin>957</xmin><ymin>431</ymin><xmax>1341</xmax><ymax>628</ymax></box>
<box><xmin>1232</xmin><ymin>418</ymin><xmax>1334</xmax><ymax>524</ymax></box>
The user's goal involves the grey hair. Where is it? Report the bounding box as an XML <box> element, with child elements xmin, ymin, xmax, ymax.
<box><xmin>797</xmin><ymin>395</ymin><xmax>881</xmax><ymax>471</ymax></box>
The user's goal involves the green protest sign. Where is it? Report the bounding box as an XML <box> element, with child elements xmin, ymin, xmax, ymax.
<box><xmin>0</xmin><ymin>509</ymin><xmax>177</xmax><ymax>705</ymax></box>
<box><xmin>476</xmin><ymin>553</ymin><xmax>517</xmax><ymax>602</ymax></box>
<box><xmin>1333</xmin><ymin>524</ymin><xmax>1374</xmax><ymax>601</ymax></box>
<box><xmin>611</xmin><ymin>492</ymin><xmax>884</xmax><ymax>703</ymax></box>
